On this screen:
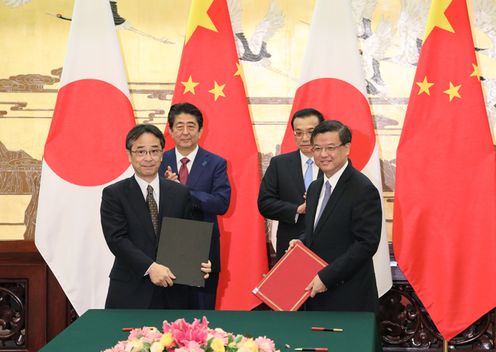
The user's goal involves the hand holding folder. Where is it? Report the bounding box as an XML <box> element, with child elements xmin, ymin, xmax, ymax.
<box><xmin>156</xmin><ymin>217</ymin><xmax>213</xmax><ymax>287</ymax></box>
<box><xmin>252</xmin><ymin>242</ymin><xmax>327</xmax><ymax>311</ymax></box>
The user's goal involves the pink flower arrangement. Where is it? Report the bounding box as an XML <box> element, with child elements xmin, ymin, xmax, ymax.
<box><xmin>164</xmin><ymin>317</ymin><xmax>209</xmax><ymax>347</ymax></box>
<box><xmin>102</xmin><ymin>317</ymin><xmax>279</xmax><ymax>352</ymax></box>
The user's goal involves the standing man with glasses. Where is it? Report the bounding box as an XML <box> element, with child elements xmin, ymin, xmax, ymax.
<box><xmin>101</xmin><ymin>124</ymin><xmax>211</xmax><ymax>309</ymax></box>
<box><xmin>159</xmin><ymin>102</ymin><xmax>231</xmax><ymax>310</ymax></box>
<box><xmin>290</xmin><ymin>120</ymin><xmax>381</xmax><ymax>313</ymax></box>
<box><xmin>258</xmin><ymin>108</ymin><xmax>324</xmax><ymax>261</ymax></box>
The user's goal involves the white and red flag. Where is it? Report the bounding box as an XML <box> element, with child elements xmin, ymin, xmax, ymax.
<box><xmin>35</xmin><ymin>0</ymin><xmax>135</xmax><ymax>315</ymax></box>
<box><xmin>280</xmin><ymin>0</ymin><xmax>392</xmax><ymax>297</ymax></box>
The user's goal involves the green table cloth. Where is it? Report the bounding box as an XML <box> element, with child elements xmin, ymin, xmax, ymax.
<box><xmin>41</xmin><ymin>309</ymin><xmax>376</xmax><ymax>352</ymax></box>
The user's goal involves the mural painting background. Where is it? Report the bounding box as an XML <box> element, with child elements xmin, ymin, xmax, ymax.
<box><xmin>0</xmin><ymin>0</ymin><xmax>495</xmax><ymax>242</ymax></box>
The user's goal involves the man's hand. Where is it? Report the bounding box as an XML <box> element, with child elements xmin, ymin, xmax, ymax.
<box><xmin>288</xmin><ymin>239</ymin><xmax>302</xmax><ymax>251</ymax></box>
<box><xmin>148</xmin><ymin>262</ymin><xmax>176</xmax><ymax>287</ymax></box>
<box><xmin>201</xmin><ymin>260</ymin><xmax>212</xmax><ymax>279</ymax></box>
<box><xmin>164</xmin><ymin>166</ymin><xmax>179</xmax><ymax>182</ymax></box>
<box><xmin>296</xmin><ymin>201</ymin><xmax>306</xmax><ymax>214</ymax></box>
<box><xmin>296</xmin><ymin>192</ymin><xmax>307</xmax><ymax>214</ymax></box>
<box><xmin>305</xmin><ymin>274</ymin><xmax>327</xmax><ymax>298</ymax></box>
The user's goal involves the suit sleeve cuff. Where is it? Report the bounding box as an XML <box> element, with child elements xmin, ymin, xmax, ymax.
<box><xmin>144</xmin><ymin>263</ymin><xmax>154</xmax><ymax>276</ymax></box>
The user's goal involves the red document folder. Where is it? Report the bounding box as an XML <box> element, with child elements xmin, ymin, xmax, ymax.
<box><xmin>252</xmin><ymin>242</ymin><xmax>327</xmax><ymax>311</ymax></box>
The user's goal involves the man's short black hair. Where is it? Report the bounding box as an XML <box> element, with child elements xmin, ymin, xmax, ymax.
<box><xmin>310</xmin><ymin>120</ymin><xmax>352</xmax><ymax>145</ymax></box>
<box><xmin>125</xmin><ymin>124</ymin><xmax>165</xmax><ymax>151</ymax></box>
<box><xmin>290</xmin><ymin>108</ymin><xmax>325</xmax><ymax>130</ymax></box>
<box><xmin>168</xmin><ymin>102</ymin><xmax>204</xmax><ymax>130</ymax></box>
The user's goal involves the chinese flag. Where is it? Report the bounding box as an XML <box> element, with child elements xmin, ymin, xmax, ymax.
<box><xmin>393</xmin><ymin>0</ymin><xmax>496</xmax><ymax>341</ymax></box>
<box><xmin>168</xmin><ymin>0</ymin><xmax>268</xmax><ymax>309</ymax></box>
<box><xmin>280</xmin><ymin>0</ymin><xmax>392</xmax><ymax>297</ymax></box>
<box><xmin>35</xmin><ymin>0</ymin><xmax>135</xmax><ymax>315</ymax></box>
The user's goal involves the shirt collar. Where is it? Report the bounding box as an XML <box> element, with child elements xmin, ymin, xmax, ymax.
<box><xmin>324</xmin><ymin>160</ymin><xmax>348</xmax><ymax>190</ymax></box>
<box><xmin>134</xmin><ymin>174</ymin><xmax>160</xmax><ymax>199</ymax></box>
<box><xmin>299</xmin><ymin>150</ymin><xmax>314</xmax><ymax>165</ymax></box>
<box><xmin>175</xmin><ymin>145</ymin><xmax>199</xmax><ymax>164</ymax></box>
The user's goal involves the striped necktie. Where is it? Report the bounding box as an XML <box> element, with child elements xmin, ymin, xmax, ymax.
<box><xmin>146</xmin><ymin>185</ymin><xmax>159</xmax><ymax>236</ymax></box>
<box><xmin>179</xmin><ymin>157</ymin><xmax>190</xmax><ymax>185</ymax></box>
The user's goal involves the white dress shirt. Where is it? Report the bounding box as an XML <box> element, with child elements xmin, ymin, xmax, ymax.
<box><xmin>134</xmin><ymin>174</ymin><xmax>160</xmax><ymax>212</ymax></box>
<box><xmin>134</xmin><ymin>174</ymin><xmax>161</xmax><ymax>275</ymax></box>
<box><xmin>299</xmin><ymin>151</ymin><xmax>319</xmax><ymax>182</ymax></box>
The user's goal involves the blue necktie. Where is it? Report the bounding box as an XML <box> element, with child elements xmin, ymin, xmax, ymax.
<box><xmin>315</xmin><ymin>181</ymin><xmax>332</xmax><ymax>227</ymax></box>
<box><xmin>304</xmin><ymin>159</ymin><xmax>313</xmax><ymax>190</ymax></box>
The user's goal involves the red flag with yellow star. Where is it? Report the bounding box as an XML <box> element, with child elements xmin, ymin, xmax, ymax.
<box><xmin>393</xmin><ymin>0</ymin><xmax>496</xmax><ymax>340</ymax></box>
<box><xmin>167</xmin><ymin>0</ymin><xmax>268</xmax><ymax>309</ymax></box>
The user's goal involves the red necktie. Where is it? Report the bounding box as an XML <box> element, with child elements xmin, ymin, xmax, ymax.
<box><xmin>179</xmin><ymin>157</ymin><xmax>189</xmax><ymax>185</ymax></box>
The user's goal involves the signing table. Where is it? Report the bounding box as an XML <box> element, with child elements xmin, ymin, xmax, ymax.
<box><xmin>40</xmin><ymin>309</ymin><xmax>377</xmax><ymax>352</ymax></box>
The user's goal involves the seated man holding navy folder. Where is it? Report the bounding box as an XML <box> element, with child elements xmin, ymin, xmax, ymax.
<box><xmin>290</xmin><ymin>120</ymin><xmax>381</xmax><ymax>313</ymax></box>
<box><xmin>101</xmin><ymin>124</ymin><xmax>211</xmax><ymax>309</ymax></box>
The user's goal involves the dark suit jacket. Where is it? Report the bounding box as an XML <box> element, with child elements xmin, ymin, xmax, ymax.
<box><xmin>303</xmin><ymin>161</ymin><xmax>381</xmax><ymax>312</ymax></box>
<box><xmin>258</xmin><ymin>150</ymin><xmax>322</xmax><ymax>259</ymax></box>
<box><xmin>101</xmin><ymin>175</ymin><xmax>192</xmax><ymax>308</ymax></box>
<box><xmin>159</xmin><ymin>147</ymin><xmax>231</xmax><ymax>273</ymax></box>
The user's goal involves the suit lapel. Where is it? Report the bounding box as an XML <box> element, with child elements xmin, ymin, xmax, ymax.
<box><xmin>127</xmin><ymin>177</ymin><xmax>157</xmax><ymax>243</ymax></box>
<box><xmin>158</xmin><ymin>178</ymin><xmax>169</xmax><ymax>233</ymax></box>
<box><xmin>307</xmin><ymin>178</ymin><xmax>323</xmax><ymax>240</ymax></box>
<box><xmin>188</xmin><ymin>147</ymin><xmax>207</xmax><ymax>189</ymax></box>
<box><xmin>289</xmin><ymin>151</ymin><xmax>306</xmax><ymax>195</ymax></box>
<box><xmin>164</xmin><ymin>149</ymin><xmax>178</xmax><ymax>174</ymax></box>
<box><xmin>317</xmin><ymin>168</ymin><xmax>324</xmax><ymax>179</ymax></box>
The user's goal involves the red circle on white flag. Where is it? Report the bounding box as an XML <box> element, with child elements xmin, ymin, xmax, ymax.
<box><xmin>286</xmin><ymin>78</ymin><xmax>375</xmax><ymax>171</ymax></box>
<box><xmin>44</xmin><ymin>79</ymin><xmax>135</xmax><ymax>186</ymax></box>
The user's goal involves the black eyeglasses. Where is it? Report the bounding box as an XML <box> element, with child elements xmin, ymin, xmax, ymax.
<box><xmin>312</xmin><ymin>144</ymin><xmax>345</xmax><ymax>154</ymax></box>
<box><xmin>130</xmin><ymin>149</ymin><xmax>162</xmax><ymax>158</ymax></box>
<box><xmin>293</xmin><ymin>129</ymin><xmax>314</xmax><ymax>138</ymax></box>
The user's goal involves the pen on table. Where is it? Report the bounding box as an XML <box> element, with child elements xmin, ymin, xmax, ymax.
<box><xmin>311</xmin><ymin>326</ymin><xmax>343</xmax><ymax>332</ymax></box>
<box><xmin>294</xmin><ymin>348</ymin><xmax>328</xmax><ymax>351</ymax></box>
<box><xmin>121</xmin><ymin>328</ymin><xmax>134</xmax><ymax>332</ymax></box>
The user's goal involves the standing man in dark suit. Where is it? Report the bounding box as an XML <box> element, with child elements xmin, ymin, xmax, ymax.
<box><xmin>101</xmin><ymin>124</ymin><xmax>211</xmax><ymax>309</ymax></box>
<box><xmin>258</xmin><ymin>108</ymin><xmax>324</xmax><ymax>260</ymax></box>
<box><xmin>291</xmin><ymin>120</ymin><xmax>381</xmax><ymax>312</ymax></box>
<box><xmin>159</xmin><ymin>102</ymin><xmax>231</xmax><ymax>310</ymax></box>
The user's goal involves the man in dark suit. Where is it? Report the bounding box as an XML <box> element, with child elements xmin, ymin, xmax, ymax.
<box><xmin>291</xmin><ymin>120</ymin><xmax>381</xmax><ymax>312</ymax></box>
<box><xmin>159</xmin><ymin>102</ymin><xmax>231</xmax><ymax>310</ymax></box>
<box><xmin>101</xmin><ymin>124</ymin><xmax>211</xmax><ymax>309</ymax></box>
<box><xmin>258</xmin><ymin>108</ymin><xmax>324</xmax><ymax>260</ymax></box>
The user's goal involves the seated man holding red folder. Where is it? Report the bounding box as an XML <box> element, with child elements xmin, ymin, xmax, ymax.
<box><xmin>101</xmin><ymin>124</ymin><xmax>211</xmax><ymax>309</ymax></box>
<box><xmin>290</xmin><ymin>120</ymin><xmax>381</xmax><ymax>313</ymax></box>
